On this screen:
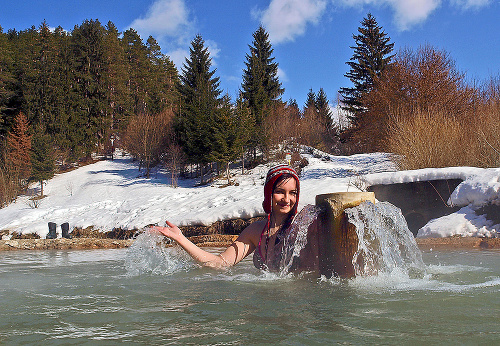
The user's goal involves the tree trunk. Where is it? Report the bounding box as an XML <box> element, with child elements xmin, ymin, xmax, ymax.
<box><xmin>226</xmin><ymin>162</ymin><xmax>231</xmax><ymax>185</ymax></box>
<box><xmin>241</xmin><ymin>148</ymin><xmax>245</xmax><ymax>174</ymax></box>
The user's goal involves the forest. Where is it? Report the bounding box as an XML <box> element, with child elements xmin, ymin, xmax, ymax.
<box><xmin>1</xmin><ymin>14</ymin><xmax>499</xmax><ymax>207</ymax></box>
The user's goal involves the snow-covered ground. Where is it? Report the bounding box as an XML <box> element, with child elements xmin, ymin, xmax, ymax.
<box><xmin>0</xmin><ymin>148</ymin><xmax>499</xmax><ymax>239</ymax></box>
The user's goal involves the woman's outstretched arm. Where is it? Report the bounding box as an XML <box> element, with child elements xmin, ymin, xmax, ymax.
<box><xmin>151</xmin><ymin>220</ymin><xmax>260</xmax><ymax>268</ymax></box>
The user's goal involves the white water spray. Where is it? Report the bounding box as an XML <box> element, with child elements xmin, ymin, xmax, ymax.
<box><xmin>125</xmin><ymin>231</ymin><xmax>192</xmax><ymax>276</ymax></box>
<box><xmin>345</xmin><ymin>201</ymin><xmax>425</xmax><ymax>277</ymax></box>
<box><xmin>279</xmin><ymin>204</ymin><xmax>320</xmax><ymax>275</ymax></box>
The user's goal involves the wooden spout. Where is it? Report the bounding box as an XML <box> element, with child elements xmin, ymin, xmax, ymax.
<box><xmin>316</xmin><ymin>192</ymin><xmax>375</xmax><ymax>278</ymax></box>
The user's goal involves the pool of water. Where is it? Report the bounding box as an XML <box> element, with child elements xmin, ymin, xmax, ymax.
<box><xmin>0</xmin><ymin>246</ymin><xmax>499</xmax><ymax>345</ymax></box>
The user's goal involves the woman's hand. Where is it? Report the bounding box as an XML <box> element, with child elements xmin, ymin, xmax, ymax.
<box><xmin>150</xmin><ymin>221</ymin><xmax>183</xmax><ymax>241</ymax></box>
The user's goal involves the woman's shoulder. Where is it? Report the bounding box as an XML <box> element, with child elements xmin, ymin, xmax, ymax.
<box><xmin>246</xmin><ymin>219</ymin><xmax>267</xmax><ymax>232</ymax></box>
<box><xmin>239</xmin><ymin>218</ymin><xmax>266</xmax><ymax>242</ymax></box>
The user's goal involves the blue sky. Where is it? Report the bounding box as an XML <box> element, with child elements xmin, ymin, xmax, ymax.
<box><xmin>1</xmin><ymin>0</ymin><xmax>499</xmax><ymax>108</ymax></box>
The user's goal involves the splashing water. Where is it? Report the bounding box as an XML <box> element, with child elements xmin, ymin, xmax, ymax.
<box><xmin>345</xmin><ymin>201</ymin><xmax>426</xmax><ymax>277</ymax></box>
<box><xmin>279</xmin><ymin>204</ymin><xmax>320</xmax><ymax>275</ymax></box>
<box><xmin>125</xmin><ymin>231</ymin><xmax>193</xmax><ymax>276</ymax></box>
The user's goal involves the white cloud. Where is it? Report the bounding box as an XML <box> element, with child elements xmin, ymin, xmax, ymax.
<box><xmin>255</xmin><ymin>0</ymin><xmax>327</xmax><ymax>44</ymax></box>
<box><xmin>338</xmin><ymin>0</ymin><xmax>441</xmax><ymax>30</ymax></box>
<box><xmin>338</xmin><ymin>0</ymin><xmax>490</xmax><ymax>30</ymax></box>
<box><xmin>389</xmin><ymin>0</ymin><xmax>441</xmax><ymax>30</ymax></box>
<box><xmin>168</xmin><ymin>48</ymin><xmax>190</xmax><ymax>71</ymax></box>
<box><xmin>450</xmin><ymin>0</ymin><xmax>491</xmax><ymax>10</ymax></box>
<box><xmin>129</xmin><ymin>0</ymin><xmax>193</xmax><ymax>39</ymax></box>
<box><xmin>128</xmin><ymin>0</ymin><xmax>221</xmax><ymax>73</ymax></box>
<box><xmin>205</xmin><ymin>39</ymin><xmax>221</xmax><ymax>61</ymax></box>
<box><xmin>277</xmin><ymin>67</ymin><xmax>289</xmax><ymax>82</ymax></box>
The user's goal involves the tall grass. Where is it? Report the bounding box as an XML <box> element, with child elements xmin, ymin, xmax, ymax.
<box><xmin>386</xmin><ymin>92</ymin><xmax>500</xmax><ymax>169</ymax></box>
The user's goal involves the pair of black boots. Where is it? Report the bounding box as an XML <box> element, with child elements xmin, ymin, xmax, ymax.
<box><xmin>47</xmin><ymin>222</ymin><xmax>72</xmax><ymax>239</ymax></box>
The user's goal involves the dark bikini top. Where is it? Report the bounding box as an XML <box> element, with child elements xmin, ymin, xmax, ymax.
<box><xmin>253</xmin><ymin>217</ymin><xmax>287</xmax><ymax>271</ymax></box>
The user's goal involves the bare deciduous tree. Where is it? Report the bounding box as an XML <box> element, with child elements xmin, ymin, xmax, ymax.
<box><xmin>122</xmin><ymin>110</ymin><xmax>174</xmax><ymax>178</ymax></box>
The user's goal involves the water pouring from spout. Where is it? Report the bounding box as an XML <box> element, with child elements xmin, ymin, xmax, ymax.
<box><xmin>346</xmin><ymin>201</ymin><xmax>425</xmax><ymax>277</ymax></box>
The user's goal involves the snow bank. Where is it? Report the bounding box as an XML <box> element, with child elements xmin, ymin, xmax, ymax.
<box><xmin>448</xmin><ymin>168</ymin><xmax>500</xmax><ymax>207</ymax></box>
<box><xmin>417</xmin><ymin>206</ymin><xmax>499</xmax><ymax>238</ymax></box>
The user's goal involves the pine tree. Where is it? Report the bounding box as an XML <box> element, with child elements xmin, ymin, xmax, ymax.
<box><xmin>71</xmin><ymin>19</ymin><xmax>109</xmax><ymax>157</ymax></box>
<box><xmin>316</xmin><ymin>88</ymin><xmax>333</xmax><ymax>132</ymax></box>
<box><xmin>121</xmin><ymin>28</ymin><xmax>150</xmax><ymax>115</ymax></box>
<box><xmin>175</xmin><ymin>34</ymin><xmax>222</xmax><ymax>182</ymax></box>
<box><xmin>103</xmin><ymin>22</ymin><xmax>130</xmax><ymax>135</ymax></box>
<box><xmin>305</xmin><ymin>89</ymin><xmax>316</xmax><ymax>110</ymax></box>
<box><xmin>30</xmin><ymin>125</ymin><xmax>55</xmax><ymax>196</ymax></box>
<box><xmin>210</xmin><ymin>94</ymin><xmax>247</xmax><ymax>184</ymax></box>
<box><xmin>241</xmin><ymin>26</ymin><xmax>284</xmax><ymax>152</ymax></box>
<box><xmin>0</xmin><ymin>26</ymin><xmax>16</xmax><ymax>135</ymax></box>
<box><xmin>339</xmin><ymin>13</ymin><xmax>394</xmax><ymax>126</ymax></box>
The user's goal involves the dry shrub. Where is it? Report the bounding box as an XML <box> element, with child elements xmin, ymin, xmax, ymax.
<box><xmin>0</xmin><ymin>165</ymin><xmax>20</xmax><ymax>207</ymax></box>
<box><xmin>298</xmin><ymin>106</ymin><xmax>328</xmax><ymax>150</ymax></box>
<box><xmin>387</xmin><ymin>77</ymin><xmax>500</xmax><ymax>169</ymax></box>
<box><xmin>386</xmin><ymin>111</ymin><xmax>471</xmax><ymax>169</ymax></box>
<box><xmin>356</xmin><ymin>45</ymin><xmax>475</xmax><ymax>152</ymax></box>
<box><xmin>263</xmin><ymin>99</ymin><xmax>339</xmax><ymax>156</ymax></box>
<box><xmin>471</xmin><ymin>78</ymin><xmax>500</xmax><ymax>167</ymax></box>
<box><xmin>263</xmin><ymin>101</ymin><xmax>301</xmax><ymax>152</ymax></box>
<box><xmin>122</xmin><ymin>109</ymin><xmax>175</xmax><ymax>177</ymax></box>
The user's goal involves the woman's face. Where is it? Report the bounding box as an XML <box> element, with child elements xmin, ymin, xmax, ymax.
<box><xmin>272</xmin><ymin>177</ymin><xmax>298</xmax><ymax>216</ymax></box>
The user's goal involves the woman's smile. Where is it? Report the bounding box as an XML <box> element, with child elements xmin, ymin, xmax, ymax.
<box><xmin>272</xmin><ymin>178</ymin><xmax>297</xmax><ymax>215</ymax></box>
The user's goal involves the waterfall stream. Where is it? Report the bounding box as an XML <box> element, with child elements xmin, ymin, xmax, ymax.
<box><xmin>345</xmin><ymin>201</ymin><xmax>426</xmax><ymax>277</ymax></box>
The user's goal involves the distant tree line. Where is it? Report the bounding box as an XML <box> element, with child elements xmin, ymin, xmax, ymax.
<box><xmin>0</xmin><ymin>20</ymin><xmax>338</xmax><ymax>205</ymax></box>
<box><xmin>2</xmin><ymin>13</ymin><xmax>498</xmax><ymax>207</ymax></box>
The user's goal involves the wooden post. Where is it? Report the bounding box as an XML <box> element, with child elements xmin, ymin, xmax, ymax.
<box><xmin>316</xmin><ymin>192</ymin><xmax>375</xmax><ymax>278</ymax></box>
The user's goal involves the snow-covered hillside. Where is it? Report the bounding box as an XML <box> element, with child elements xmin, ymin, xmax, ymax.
<box><xmin>0</xmin><ymin>148</ymin><xmax>498</xmax><ymax>239</ymax></box>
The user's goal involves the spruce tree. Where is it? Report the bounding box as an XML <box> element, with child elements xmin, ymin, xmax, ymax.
<box><xmin>241</xmin><ymin>26</ymin><xmax>284</xmax><ymax>152</ymax></box>
<box><xmin>234</xmin><ymin>93</ymin><xmax>254</xmax><ymax>172</ymax></box>
<box><xmin>210</xmin><ymin>94</ymin><xmax>247</xmax><ymax>184</ymax></box>
<box><xmin>339</xmin><ymin>13</ymin><xmax>394</xmax><ymax>126</ymax></box>
<box><xmin>71</xmin><ymin>19</ymin><xmax>109</xmax><ymax>157</ymax></box>
<box><xmin>0</xmin><ymin>26</ymin><xmax>16</xmax><ymax>135</ymax></box>
<box><xmin>305</xmin><ymin>89</ymin><xmax>316</xmax><ymax>110</ymax></box>
<box><xmin>287</xmin><ymin>98</ymin><xmax>301</xmax><ymax>121</ymax></box>
<box><xmin>175</xmin><ymin>34</ymin><xmax>221</xmax><ymax>182</ymax></box>
<box><xmin>52</xmin><ymin>25</ymin><xmax>79</xmax><ymax>162</ymax></box>
<box><xmin>30</xmin><ymin>125</ymin><xmax>55</xmax><ymax>196</ymax></box>
<box><xmin>121</xmin><ymin>28</ymin><xmax>150</xmax><ymax>115</ymax></box>
<box><xmin>145</xmin><ymin>36</ymin><xmax>179</xmax><ymax>115</ymax></box>
<box><xmin>103</xmin><ymin>22</ymin><xmax>130</xmax><ymax>135</ymax></box>
<box><xmin>316</xmin><ymin>88</ymin><xmax>333</xmax><ymax>131</ymax></box>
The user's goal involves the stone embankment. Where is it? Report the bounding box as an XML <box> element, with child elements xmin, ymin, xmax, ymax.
<box><xmin>0</xmin><ymin>234</ymin><xmax>239</xmax><ymax>251</ymax></box>
<box><xmin>1</xmin><ymin>235</ymin><xmax>499</xmax><ymax>251</ymax></box>
<box><xmin>416</xmin><ymin>237</ymin><xmax>500</xmax><ymax>249</ymax></box>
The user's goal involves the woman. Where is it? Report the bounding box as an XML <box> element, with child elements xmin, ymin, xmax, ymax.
<box><xmin>152</xmin><ymin>164</ymin><xmax>300</xmax><ymax>270</ymax></box>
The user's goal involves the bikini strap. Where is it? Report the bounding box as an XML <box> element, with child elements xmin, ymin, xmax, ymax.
<box><xmin>257</xmin><ymin>214</ymin><xmax>270</xmax><ymax>260</ymax></box>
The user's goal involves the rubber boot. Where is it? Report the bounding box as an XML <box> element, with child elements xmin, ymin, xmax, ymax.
<box><xmin>61</xmin><ymin>222</ymin><xmax>72</xmax><ymax>239</ymax></box>
<box><xmin>47</xmin><ymin>222</ymin><xmax>57</xmax><ymax>239</ymax></box>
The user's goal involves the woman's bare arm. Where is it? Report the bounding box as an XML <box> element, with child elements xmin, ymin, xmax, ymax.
<box><xmin>151</xmin><ymin>220</ymin><xmax>262</xmax><ymax>268</ymax></box>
